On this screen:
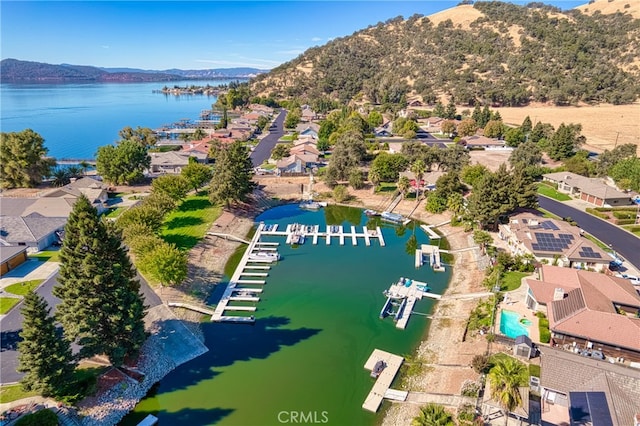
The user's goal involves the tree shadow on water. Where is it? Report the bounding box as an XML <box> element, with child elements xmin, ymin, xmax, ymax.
<box><xmin>157</xmin><ymin>316</ymin><xmax>320</xmax><ymax>394</ymax></box>
<box><xmin>120</xmin><ymin>406</ymin><xmax>234</xmax><ymax>426</ymax></box>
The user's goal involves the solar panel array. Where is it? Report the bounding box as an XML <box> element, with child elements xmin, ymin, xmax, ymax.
<box><xmin>531</xmin><ymin>232</ymin><xmax>575</xmax><ymax>252</ymax></box>
<box><xmin>569</xmin><ymin>392</ymin><xmax>613</xmax><ymax>426</ymax></box>
<box><xmin>538</xmin><ymin>220</ymin><xmax>560</xmax><ymax>231</ymax></box>
<box><xmin>578</xmin><ymin>246</ymin><xmax>602</xmax><ymax>259</ymax></box>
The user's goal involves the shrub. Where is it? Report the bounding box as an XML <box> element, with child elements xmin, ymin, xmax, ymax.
<box><xmin>613</xmin><ymin>211</ymin><xmax>635</xmax><ymax>219</ymax></box>
<box><xmin>616</xmin><ymin>219</ymin><xmax>636</xmax><ymax>225</ymax></box>
<box><xmin>471</xmin><ymin>354</ymin><xmax>491</xmax><ymax>374</ymax></box>
<box><xmin>332</xmin><ymin>185</ymin><xmax>348</xmax><ymax>203</ymax></box>
<box><xmin>537</xmin><ymin>312</ymin><xmax>551</xmax><ymax>343</ymax></box>
<box><xmin>586</xmin><ymin>208</ymin><xmax>609</xmax><ymax>219</ymax></box>
<box><xmin>460</xmin><ymin>380</ymin><xmax>481</xmax><ymax>397</ymax></box>
<box><xmin>15</xmin><ymin>409</ymin><xmax>58</xmax><ymax>426</ymax></box>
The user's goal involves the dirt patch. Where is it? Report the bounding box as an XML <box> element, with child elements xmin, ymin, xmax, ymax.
<box><xmin>494</xmin><ymin>104</ymin><xmax>640</xmax><ymax>155</ymax></box>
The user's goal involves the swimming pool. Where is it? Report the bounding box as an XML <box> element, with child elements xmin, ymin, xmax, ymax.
<box><xmin>500</xmin><ymin>309</ymin><xmax>530</xmax><ymax>338</ymax></box>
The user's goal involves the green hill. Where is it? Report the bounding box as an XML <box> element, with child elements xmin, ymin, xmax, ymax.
<box><xmin>250</xmin><ymin>2</ymin><xmax>640</xmax><ymax>106</ymax></box>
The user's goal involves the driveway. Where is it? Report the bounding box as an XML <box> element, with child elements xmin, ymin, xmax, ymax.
<box><xmin>538</xmin><ymin>196</ymin><xmax>640</xmax><ymax>270</ymax></box>
<box><xmin>250</xmin><ymin>110</ymin><xmax>286</xmax><ymax>167</ymax></box>
<box><xmin>0</xmin><ymin>270</ymin><xmax>161</xmax><ymax>384</ymax></box>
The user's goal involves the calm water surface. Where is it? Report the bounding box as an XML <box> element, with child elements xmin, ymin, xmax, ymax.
<box><xmin>0</xmin><ymin>80</ymin><xmax>233</xmax><ymax>159</ymax></box>
<box><xmin>123</xmin><ymin>204</ymin><xmax>451</xmax><ymax>426</ymax></box>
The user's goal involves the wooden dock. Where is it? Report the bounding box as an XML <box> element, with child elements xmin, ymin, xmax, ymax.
<box><xmin>362</xmin><ymin>349</ymin><xmax>404</xmax><ymax>412</ymax></box>
<box><xmin>259</xmin><ymin>222</ymin><xmax>386</xmax><ymax>247</ymax></box>
<box><xmin>420</xmin><ymin>224</ymin><xmax>441</xmax><ymax>240</ymax></box>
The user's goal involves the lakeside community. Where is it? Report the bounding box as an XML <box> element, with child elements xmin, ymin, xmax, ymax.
<box><xmin>1</xmin><ymin>89</ymin><xmax>640</xmax><ymax>426</ymax></box>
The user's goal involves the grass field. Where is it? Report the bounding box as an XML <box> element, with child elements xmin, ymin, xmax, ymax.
<box><xmin>500</xmin><ymin>271</ymin><xmax>529</xmax><ymax>292</ymax></box>
<box><xmin>537</xmin><ymin>184</ymin><xmax>572</xmax><ymax>201</ymax></box>
<box><xmin>160</xmin><ymin>195</ymin><xmax>222</xmax><ymax>250</ymax></box>
<box><xmin>28</xmin><ymin>250</ymin><xmax>60</xmax><ymax>262</ymax></box>
<box><xmin>0</xmin><ymin>297</ymin><xmax>21</xmax><ymax>315</ymax></box>
<box><xmin>5</xmin><ymin>280</ymin><xmax>44</xmax><ymax>296</ymax></box>
<box><xmin>104</xmin><ymin>207</ymin><xmax>126</xmax><ymax>218</ymax></box>
<box><xmin>0</xmin><ymin>384</ymin><xmax>38</xmax><ymax>403</ymax></box>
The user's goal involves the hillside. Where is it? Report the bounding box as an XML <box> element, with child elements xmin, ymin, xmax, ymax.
<box><xmin>0</xmin><ymin>59</ymin><xmax>265</xmax><ymax>83</ymax></box>
<box><xmin>250</xmin><ymin>1</ymin><xmax>640</xmax><ymax>106</ymax></box>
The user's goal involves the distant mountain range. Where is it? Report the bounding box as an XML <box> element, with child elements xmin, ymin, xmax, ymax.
<box><xmin>0</xmin><ymin>59</ymin><xmax>267</xmax><ymax>83</ymax></box>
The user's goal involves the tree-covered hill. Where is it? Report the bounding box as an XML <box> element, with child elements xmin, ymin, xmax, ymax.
<box><xmin>250</xmin><ymin>2</ymin><xmax>640</xmax><ymax>106</ymax></box>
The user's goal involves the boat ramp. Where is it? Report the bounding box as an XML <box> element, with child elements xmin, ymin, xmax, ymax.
<box><xmin>380</xmin><ymin>277</ymin><xmax>441</xmax><ymax>330</ymax></box>
<box><xmin>362</xmin><ymin>349</ymin><xmax>406</xmax><ymax>412</ymax></box>
<box><xmin>260</xmin><ymin>223</ymin><xmax>385</xmax><ymax>247</ymax></box>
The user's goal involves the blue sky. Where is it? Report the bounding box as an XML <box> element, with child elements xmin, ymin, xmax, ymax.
<box><xmin>1</xmin><ymin>1</ymin><xmax>587</xmax><ymax>70</ymax></box>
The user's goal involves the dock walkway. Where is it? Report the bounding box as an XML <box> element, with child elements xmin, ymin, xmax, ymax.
<box><xmin>362</xmin><ymin>349</ymin><xmax>404</xmax><ymax>412</ymax></box>
<box><xmin>259</xmin><ymin>222</ymin><xmax>385</xmax><ymax>247</ymax></box>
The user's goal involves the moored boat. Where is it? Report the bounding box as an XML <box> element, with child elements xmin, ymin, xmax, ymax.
<box><xmin>370</xmin><ymin>360</ymin><xmax>386</xmax><ymax>378</ymax></box>
<box><xmin>248</xmin><ymin>251</ymin><xmax>281</xmax><ymax>262</ymax></box>
<box><xmin>381</xmin><ymin>211</ymin><xmax>404</xmax><ymax>224</ymax></box>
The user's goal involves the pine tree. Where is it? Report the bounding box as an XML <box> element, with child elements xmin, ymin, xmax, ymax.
<box><xmin>209</xmin><ymin>141</ymin><xmax>255</xmax><ymax>206</ymax></box>
<box><xmin>54</xmin><ymin>195</ymin><xmax>147</xmax><ymax>366</ymax></box>
<box><xmin>18</xmin><ymin>291</ymin><xmax>75</xmax><ymax>397</ymax></box>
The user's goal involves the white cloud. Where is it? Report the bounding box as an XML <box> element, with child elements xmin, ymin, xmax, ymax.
<box><xmin>311</xmin><ymin>37</ymin><xmax>322</xmax><ymax>42</ymax></box>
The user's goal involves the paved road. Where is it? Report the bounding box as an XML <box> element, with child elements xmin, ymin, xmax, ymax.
<box><xmin>538</xmin><ymin>196</ymin><xmax>640</xmax><ymax>270</ymax></box>
<box><xmin>250</xmin><ymin>110</ymin><xmax>286</xmax><ymax>167</ymax></box>
<box><xmin>0</xmin><ymin>271</ymin><xmax>161</xmax><ymax>384</ymax></box>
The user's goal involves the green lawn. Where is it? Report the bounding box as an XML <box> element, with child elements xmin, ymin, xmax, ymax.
<box><xmin>278</xmin><ymin>134</ymin><xmax>296</xmax><ymax>141</ymax></box>
<box><xmin>501</xmin><ymin>271</ymin><xmax>529</xmax><ymax>292</ymax></box>
<box><xmin>5</xmin><ymin>280</ymin><xmax>44</xmax><ymax>296</ymax></box>
<box><xmin>160</xmin><ymin>195</ymin><xmax>222</xmax><ymax>250</ymax></box>
<box><xmin>537</xmin><ymin>184</ymin><xmax>572</xmax><ymax>201</ymax></box>
<box><xmin>0</xmin><ymin>384</ymin><xmax>38</xmax><ymax>403</ymax></box>
<box><xmin>376</xmin><ymin>182</ymin><xmax>397</xmax><ymax>193</ymax></box>
<box><xmin>28</xmin><ymin>250</ymin><xmax>60</xmax><ymax>262</ymax></box>
<box><xmin>104</xmin><ymin>207</ymin><xmax>126</xmax><ymax>218</ymax></box>
<box><xmin>0</xmin><ymin>297</ymin><xmax>21</xmax><ymax>314</ymax></box>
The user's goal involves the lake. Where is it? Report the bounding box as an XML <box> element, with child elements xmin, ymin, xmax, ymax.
<box><xmin>122</xmin><ymin>204</ymin><xmax>451</xmax><ymax>426</ymax></box>
<box><xmin>0</xmin><ymin>80</ymin><xmax>236</xmax><ymax>160</ymax></box>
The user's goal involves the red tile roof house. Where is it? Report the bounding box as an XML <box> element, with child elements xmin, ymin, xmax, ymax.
<box><xmin>498</xmin><ymin>213</ymin><xmax>611</xmax><ymax>272</ymax></box>
<box><xmin>543</xmin><ymin>171</ymin><xmax>633</xmax><ymax>207</ymax></box>
<box><xmin>524</xmin><ymin>265</ymin><xmax>640</xmax><ymax>361</ymax></box>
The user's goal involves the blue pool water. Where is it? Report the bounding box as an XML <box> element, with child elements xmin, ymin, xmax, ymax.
<box><xmin>500</xmin><ymin>309</ymin><xmax>530</xmax><ymax>338</ymax></box>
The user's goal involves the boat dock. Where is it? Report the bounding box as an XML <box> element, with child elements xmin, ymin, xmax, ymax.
<box><xmin>380</xmin><ymin>277</ymin><xmax>441</xmax><ymax>330</ymax></box>
<box><xmin>362</xmin><ymin>349</ymin><xmax>405</xmax><ymax>412</ymax></box>
<box><xmin>259</xmin><ymin>223</ymin><xmax>385</xmax><ymax>247</ymax></box>
<box><xmin>420</xmin><ymin>224</ymin><xmax>441</xmax><ymax>240</ymax></box>
<box><xmin>419</xmin><ymin>244</ymin><xmax>446</xmax><ymax>272</ymax></box>
<box><xmin>211</xmin><ymin>223</ymin><xmax>281</xmax><ymax>324</ymax></box>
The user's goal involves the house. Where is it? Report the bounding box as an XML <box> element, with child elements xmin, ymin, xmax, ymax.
<box><xmin>295</xmin><ymin>123</ymin><xmax>320</xmax><ymax>139</ymax></box>
<box><xmin>543</xmin><ymin>172</ymin><xmax>632</xmax><ymax>207</ymax></box>
<box><xmin>374</xmin><ymin>128</ymin><xmax>393</xmax><ymax>137</ymax></box>
<box><xmin>408</xmin><ymin>99</ymin><xmax>424</xmax><ymax>107</ymax></box>
<box><xmin>149</xmin><ymin>151</ymin><xmax>191</xmax><ymax>174</ymax></box>
<box><xmin>498</xmin><ymin>213</ymin><xmax>610</xmax><ymax>272</ymax></box>
<box><xmin>300</xmin><ymin>106</ymin><xmax>317</xmax><ymax>122</ymax></box>
<box><xmin>248</xmin><ymin>104</ymin><xmax>274</xmax><ymax>115</ymax></box>
<box><xmin>524</xmin><ymin>265</ymin><xmax>640</xmax><ymax>360</ymax></box>
<box><xmin>539</xmin><ymin>346</ymin><xmax>640</xmax><ymax>425</ymax></box>
<box><xmin>513</xmin><ymin>334</ymin><xmax>535</xmax><ymax>359</ymax></box>
<box><xmin>422</xmin><ymin>117</ymin><xmax>444</xmax><ymax>132</ymax></box>
<box><xmin>460</xmin><ymin>135</ymin><xmax>508</xmax><ymax>150</ymax></box>
<box><xmin>0</xmin><ymin>214</ymin><xmax>67</xmax><ymax>251</ymax></box>
<box><xmin>41</xmin><ymin>177</ymin><xmax>109</xmax><ymax>214</ymax></box>
<box><xmin>290</xmin><ymin>143</ymin><xmax>320</xmax><ymax>157</ymax></box>
<box><xmin>0</xmin><ymin>245</ymin><xmax>28</xmax><ymax>276</ymax></box>
<box><xmin>276</xmin><ymin>154</ymin><xmax>319</xmax><ymax>174</ymax></box>
<box><xmin>398</xmin><ymin>170</ymin><xmax>445</xmax><ymax>191</ymax></box>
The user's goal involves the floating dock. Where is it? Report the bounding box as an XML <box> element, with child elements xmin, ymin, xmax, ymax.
<box><xmin>420</xmin><ymin>224</ymin><xmax>441</xmax><ymax>240</ymax></box>
<box><xmin>362</xmin><ymin>349</ymin><xmax>405</xmax><ymax>412</ymax></box>
<box><xmin>380</xmin><ymin>277</ymin><xmax>441</xmax><ymax>330</ymax></box>
<box><xmin>420</xmin><ymin>244</ymin><xmax>445</xmax><ymax>272</ymax></box>
<box><xmin>259</xmin><ymin>222</ymin><xmax>385</xmax><ymax>247</ymax></box>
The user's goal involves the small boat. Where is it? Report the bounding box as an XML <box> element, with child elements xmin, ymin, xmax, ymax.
<box><xmin>381</xmin><ymin>211</ymin><xmax>405</xmax><ymax>224</ymax></box>
<box><xmin>364</xmin><ymin>209</ymin><xmax>379</xmax><ymax>216</ymax></box>
<box><xmin>371</xmin><ymin>360</ymin><xmax>386</xmax><ymax>378</ymax></box>
<box><xmin>248</xmin><ymin>251</ymin><xmax>280</xmax><ymax>262</ymax></box>
<box><xmin>290</xmin><ymin>234</ymin><xmax>305</xmax><ymax>245</ymax></box>
<box><xmin>416</xmin><ymin>284</ymin><xmax>431</xmax><ymax>293</ymax></box>
<box><xmin>300</xmin><ymin>201</ymin><xmax>322</xmax><ymax>210</ymax></box>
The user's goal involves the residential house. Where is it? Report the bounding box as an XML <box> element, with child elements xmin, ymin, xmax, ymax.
<box><xmin>543</xmin><ymin>172</ymin><xmax>632</xmax><ymax>207</ymax></box>
<box><xmin>149</xmin><ymin>151</ymin><xmax>191</xmax><ymax>174</ymax></box>
<box><xmin>539</xmin><ymin>346</ymin><xmax>640</xmax><ymax>425</ymax></box>
<box><xmin>41</xmin><ymin>177</ymin><xmax>109</xmax><ymax>214</ymax></box>
<box><xmin>498</xmin><ymin>213</ymin><xmax>610</xmax><ymax>272</ymax></box>
<box><xmin>300</xmin><ymin>106</ymin><xmax>317</xmax><ymax>122</ymax></box>
<box><xmin>295</xmin><ymin>123</ymin><xmax>320</xmax><ymax>139</ymax></box>
<box><xmin>276</xmin><ymin>154</ymin><xmax>319</xmax><ymax>174</ymax></box>
<box><xmin>181</xmin><ymin>140</ymin><xmax>212</xmax><ymax>162</ymax></box>
<box><xmin>374</xmin><ymin>127</ymin><xmax>393</xmax><ymax>137</ymax></box>
<box><xmin>0</xmin><ymin>214</ymin><xmax>67</xmax><ymax>251</ymax></box>
<box><xmin>0</xmin><ymin>245</ymin><xmax>28</xmax><ymax>276</ymax></box>
<box><xmin>290</xmin><ymin>143</ymin><xmax>320</xmax><ymax>157</ymax></box>
<box><xmin>408</xmin><ymin>99</ymin><xmax>424</xmax><ymax>108</ymax></box>
<box><xmin>421</xmin><ymin>117</ymin><xmax>444</xmax><ymax>133</ymax></box>
<box><xmin>461</xmin><ymin>135</ymin><xmax>508</xmax><ymax>150</ymax></box>
<box><xmin>524</xmin><ymin>265</ymin><xmax>640</xmax><ymax>360</ymax></box>
<box><xmin>398</xmin><ymin>170</ymin><xmax>445</xmax><ymax>192</ymax></box>
<box><xmin>248</xmin><ymin>104</ymin><xmax>274</xmax><ymax>115</ymax></box>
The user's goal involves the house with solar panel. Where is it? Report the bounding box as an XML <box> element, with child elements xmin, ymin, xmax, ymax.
<box><xmin>542</xmin><ymin>171</ymin><xmax>633</xmax><ymax>207</ymax></box>
<box><xmin>524</xmin><ymin>265</ymin><xmax>640</xmax><ymax>362</ymax></box>
<box><xmin>498</xmin><ymin>213</ymin><xmax>610</xmax><ymax>272</ymax></box>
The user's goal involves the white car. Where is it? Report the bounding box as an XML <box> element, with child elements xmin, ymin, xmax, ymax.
<box><xmin>615</xmin><ymin>273</ymin><xmax>640</xmax><ymax>285</ymax></box>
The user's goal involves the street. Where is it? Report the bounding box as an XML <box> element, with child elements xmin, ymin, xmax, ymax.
<box><xmin>249</xmin><ymin>109</ymin><xmax>286</xmax><ymax>167</ymax></box>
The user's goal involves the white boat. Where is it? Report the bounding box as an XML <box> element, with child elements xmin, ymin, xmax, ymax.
<box><xmin>381</xmin><ymin>211</ymin><xmax>404</xmax><ymax>224</ymax></box>
<box><xmin>248</xmin><ymin>251</ymin><xmax>280</xmax><ymax>262</ymax></box>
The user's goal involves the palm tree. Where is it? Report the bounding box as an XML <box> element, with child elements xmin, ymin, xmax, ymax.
<box><xmin>51</xmin><ymin>168</ymin><xmax>70</xmax><ymax>187</ymax></box>
<box><xmin>397</xmin><ymin>175</ymin><xmax>411</xmax><ymax>199</ymax></box>
<box><xmin>488</xmin><ymin>356</ymin><xmax>527</xmax><ymax>424</ymax></box>
<box><xmin>368</xmin><ymin>168</ymin><xmax>381</xmax><ymax>194</ymax></box>
<box><xmin>192</xmin><ymin>128</ymin><xmax>207</xmax><ymax>141</ymax></box>
<box><xmin>410</xmin><ymin>159</ymin><xmax>426</xmax><ymax>202</ymax></box>
<box><xmin>446</xmin><ymin>192</ymin><xmax>465</xmax><ymax>218</ymax></box>
<box><xmin>411</xmin><ymin>403</ymin><xmax>454</xmax><ymax>426</ymax></box>
<box><xmin>78</xmin><ymin>160</ymin><xmax>90</xmax><ymax>176</ymax></box>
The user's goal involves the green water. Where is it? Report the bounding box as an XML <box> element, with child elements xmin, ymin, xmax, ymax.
<box><xmin>124</xmin><ymin>205</ymin><xmax>451</xmax><ymax>426</ymax></box>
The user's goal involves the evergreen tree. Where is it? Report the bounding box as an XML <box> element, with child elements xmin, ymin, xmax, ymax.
<box><xmin>432</xmin><ymin>102</ymin><xmax>445</xmax><ymax>118</ymax></box>
<box><xmin>467</xmin><ymin>164</ymin><xmax>515</xmax><ymax>230</ymax></box>
<box><xmin>471</xmin><ymin>105</ymin><xmax>482</xmax><ymax>125</ymax></box>
<box><xmin>548</xmin><ymin>123</ymin><xmax>585</xmax><ymax>160</ymax></box>
<box><xmin>444</xmin><ymin>98</ymin><xmax>457</xmax><ymax>119</ymax></box>
<box><xmin>209</xmin><ymin>141</ymin><xmax>255</xmax><ymax>206</ymax></box>
<box><xmin>0</xmin><ymin>129</ymin><xmax>56</xmax><ymax>189</ymax></box>
<box><xmin>18</xmin><ymin>291</ymin><xmax>75</xmax><ymax>397</ymax></box>
<box><xmin>54</xmin><ymin>195</ymin><xmax>147</xmax><ymax>366</ymax></box>
<box><xmin>480</xmin><ymin>105</ymin><xmax>492</xmax><ymax>128</ymax></box>
<box><xmin>521</xmin><ymin>116</ymin><xmax>533</xmax><ymax>134</ymax></box>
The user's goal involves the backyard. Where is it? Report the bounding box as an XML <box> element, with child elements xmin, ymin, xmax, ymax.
<box><xmin>160</xmin><ymin>194</ymin><xmax>222</xmax><ymax>250</ymax></box>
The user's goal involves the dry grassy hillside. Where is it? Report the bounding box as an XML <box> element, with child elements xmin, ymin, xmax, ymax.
<box><xmin>494</xmin><ymin>103</ymin><xmax>640</xmax><ymax>155</ymax></box>
<box><xmin>577</xmin><ymin>0</ymin><xmax>640</xmax><ymax>19</ymax></box>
